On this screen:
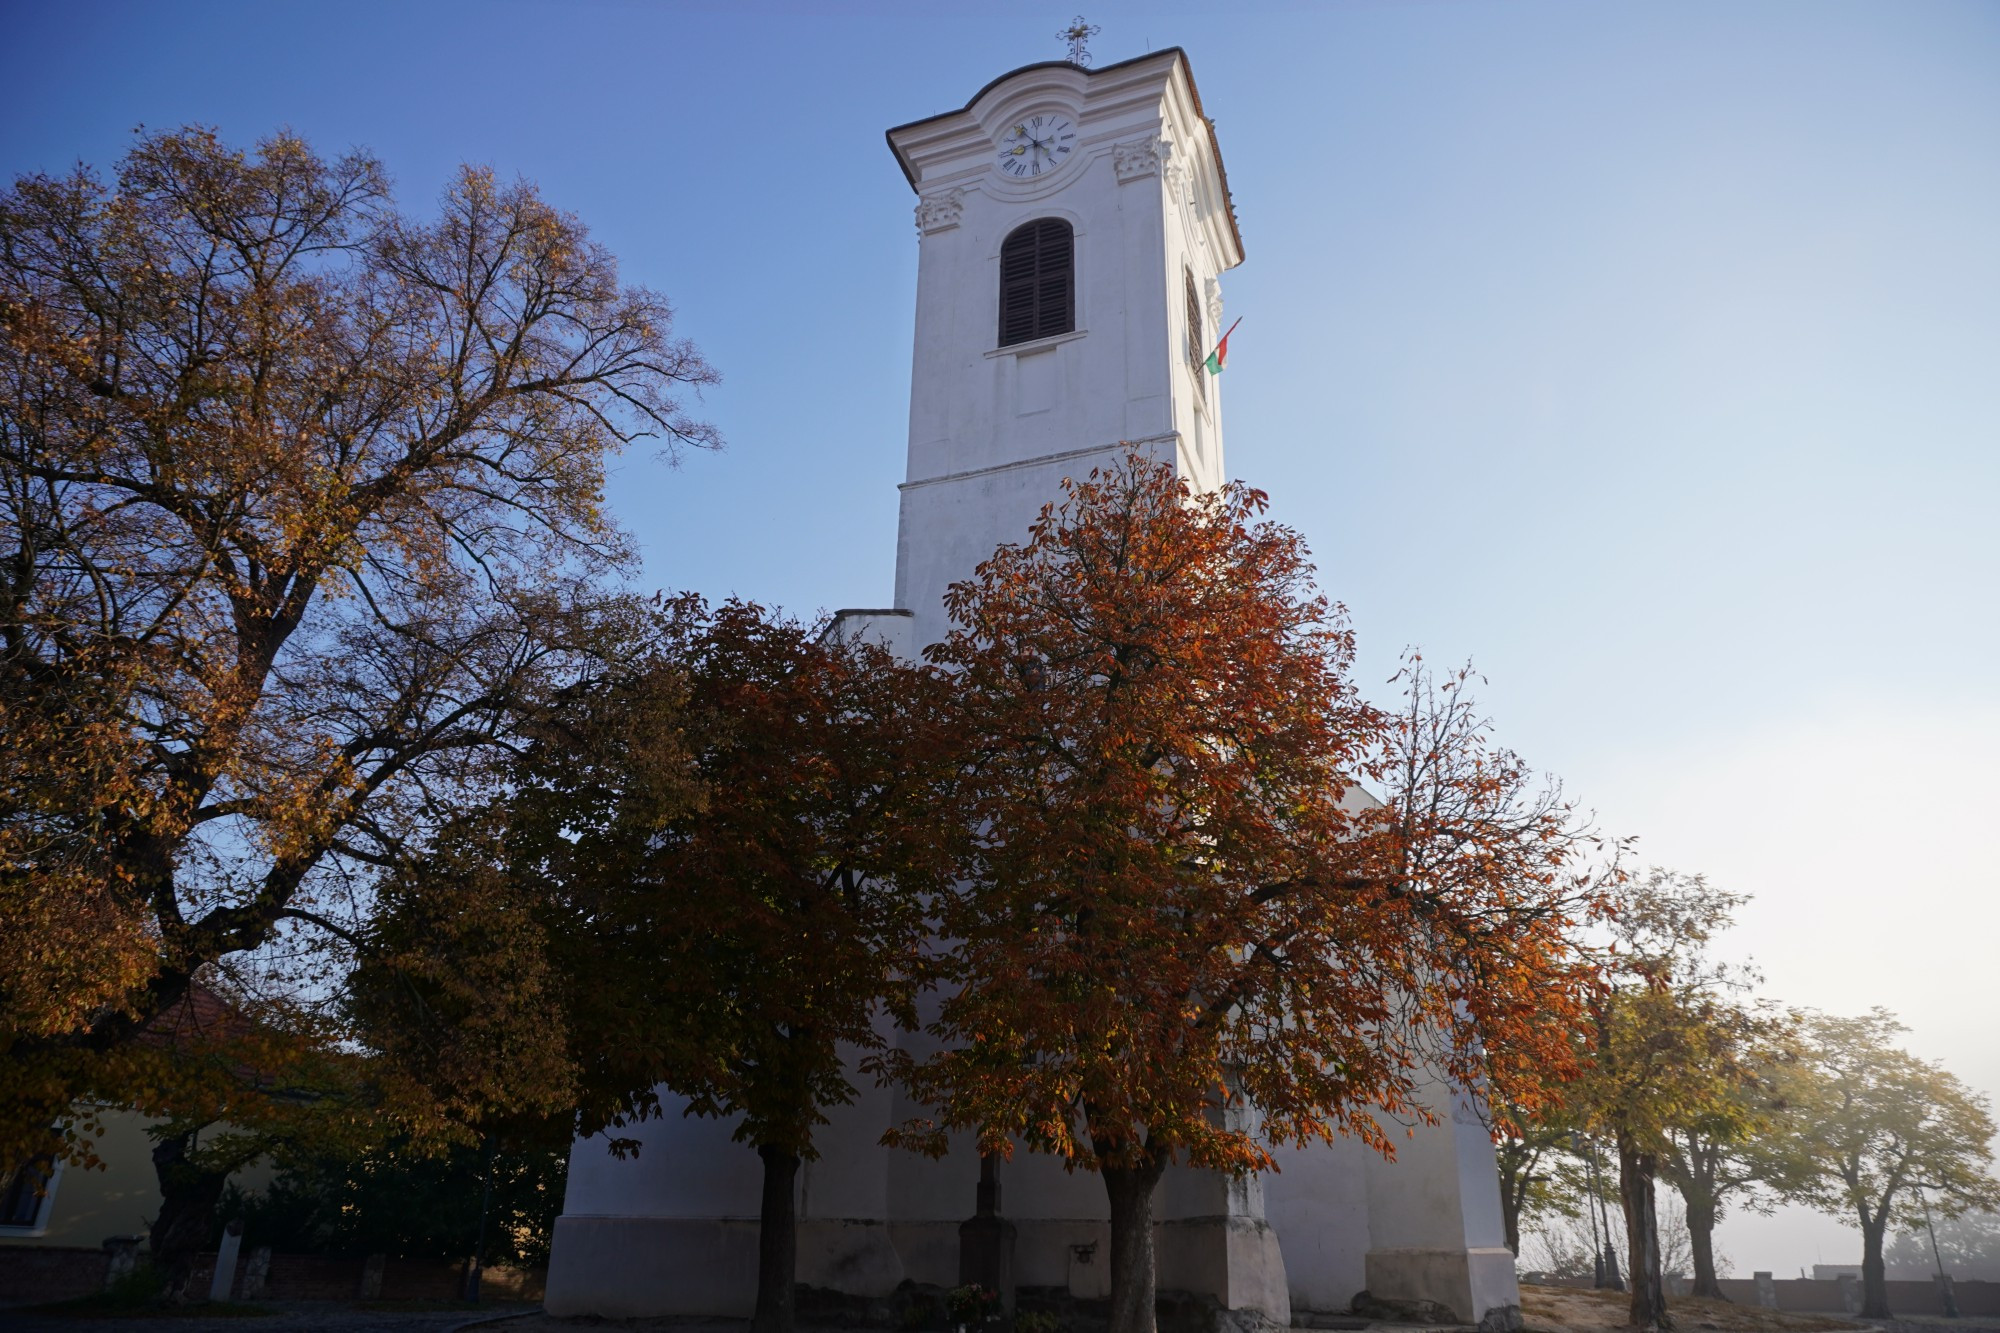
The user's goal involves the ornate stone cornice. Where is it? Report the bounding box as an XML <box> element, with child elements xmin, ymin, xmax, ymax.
<box><xmin>1113</xmin><ymin>133</ymin><xmax>1171</xmax><ymax>184</ymax></box>
<box><xmin>914</xmin><ymin>187</ymin><xmax>966</xmax><ymax>234</ymax></box>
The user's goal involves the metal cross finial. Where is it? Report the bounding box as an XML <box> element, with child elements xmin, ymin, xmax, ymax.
<box><xmin>1059</xmin><ymin>16</ymin><xmax>1101</xmax><ymax>66</ymax></box>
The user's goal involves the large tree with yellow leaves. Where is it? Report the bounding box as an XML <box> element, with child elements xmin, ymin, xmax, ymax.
<box><xmin>0</xmin><ymin>127</ymin><xmax>717</xmax><ymax>1173</ymax></box>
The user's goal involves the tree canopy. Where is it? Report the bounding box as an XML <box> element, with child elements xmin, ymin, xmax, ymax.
<box><xmin>1562</xmin><ymin>871</ymin><xmax>1768</xmax><ymax>1330</ymax></box>
<box><xmin>0</xmin><ymin>125</ymin><xmax>717</xmax><ymax>1172</ymax></box>
<box><xmin>1770</xmin><ymin>1009</ymin><xmax>2000</xmax><ymax>1317</ymax></box>
<box><xmin>354</xmin><ymin>597</ymin><xmax>959</xmax><ymax>1333</ymax></box>
<box><xmin>885</xmin><ymin>453</ymin><xmax>1611</xmax><ymax>1333</ymax></box>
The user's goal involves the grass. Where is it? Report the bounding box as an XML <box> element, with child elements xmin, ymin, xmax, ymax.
<box><xmin>1521</xmin><ymin>1283</ymin><xmax>1864</xmax><ymax>1333</ymax></box>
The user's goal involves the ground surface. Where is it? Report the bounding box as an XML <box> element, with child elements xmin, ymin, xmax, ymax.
<box><xmin>1515</xmin><ymin>1284</ymin><xmax>1996</xmax><ymax>1333</ymax></box>
<box><xmin>8</xmin><ymin>1291</ymin><xmax>1995</xmax><ymax>1333</ymax></box>
<box><xmin>0</xmin><ymin>1299</ymin><xmax>534</xmax><ymax>1332</ymax></box>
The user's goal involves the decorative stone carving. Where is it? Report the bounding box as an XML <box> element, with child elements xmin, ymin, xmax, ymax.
<box><xmin>1113</xmin><ymin>134</ymin><xmax>1171</xmax><ymax>183</ymax></box>
<box><xmin>1205</xmin><ymin>275</ymin><xmax>1223</xmax><ymax>329</ymax></box>
<box><xmin>914</xmin><ymin>188</ymin><xmax>965</xmax><ymax>234</ymax></box>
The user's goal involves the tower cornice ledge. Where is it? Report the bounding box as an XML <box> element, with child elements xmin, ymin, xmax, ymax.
<box><xmin>885</xmin><ymin>47</ymin><xmax>1243</xmax><ymax>267</ymax></box>
<box><xmin>896</xmin><ymin>434</ymin><xmax>1177</xmax><ymax>494</ymax></box>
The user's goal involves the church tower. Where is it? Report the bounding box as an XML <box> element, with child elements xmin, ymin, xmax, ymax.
<box><xmin>847</xmin><ymin>48</ymin><xmax>1244</xmax><ymax>658</ymax></box>
<box><xmin>545</xmin><ymin>48</ymin><xmax>1523</xmax><ymax>1331</ymax></box>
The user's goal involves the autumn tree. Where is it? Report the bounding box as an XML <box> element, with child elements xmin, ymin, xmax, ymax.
<box><xmin>1567</xmin><ymin>871</ymin><xmax>1768</xmax><ymax>1330</ymax></box>
<box><xmin>888</xmin><ymin>454</ymin><xmax>1611</xmax><ymax>1333</ymax></box>
<box><xmin>118</xmin><ymin>986</ymin><xmax>383</xmax><ymax>1298</ymax></box>
<box><xmin>1770</xmin><ymin>1010</ymin><xmax>2000</xmax><ymax>1318</ymax></box>
<box><xmin>0</xmin><ymin>125</ymin><xmax>717</xmax><ymax>1272</ymax></box>
<box><xmin>1654</xmin><ymin>1014</ymin><xmax>1802</xmax><ymax>1299</ymax></box>
<box><xmin>1383</xmin><ymin>656</ymin><xmax>1622</xmax><ymax>1263</ymax></box>
<box><xmin>355</xmin><ymin>598</ymin><xmax>960</xmax><ymax>1333</ymax></box>
<box><xmin>1492</xmin><ymin>1079</ymin><xmax>1592</xmax><ymax>1259</ymax></box>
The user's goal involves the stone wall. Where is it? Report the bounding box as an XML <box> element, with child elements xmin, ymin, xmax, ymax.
<box><xmin>1719</xmin><ymin>1276</ymin><xmax>1998</xmax><ymax>1317</ymax></box>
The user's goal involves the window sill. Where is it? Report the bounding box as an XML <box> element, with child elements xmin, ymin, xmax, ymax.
<box><xmin>987</xmin><ymin>328</ymin><xmax>1087</xmax><ymax>359</ymax></box>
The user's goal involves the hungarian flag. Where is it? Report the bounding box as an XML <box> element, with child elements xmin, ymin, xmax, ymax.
<box><xmin>1203</xmin><ymin>316</ymin><xmax>1242</xmax><ymax>375</ymax></box>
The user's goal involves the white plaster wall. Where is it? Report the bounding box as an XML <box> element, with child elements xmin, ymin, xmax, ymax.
<box><xmin>1264</xmin><ymin>1133</ymin><xmax>1376</xmax><ymax>1313</ymax></box>
<box><xmin>1361</xmin><ymin>1084</ymin><xmax>1522</xmax><ymax>1324</ymax></box>
<box><xmin>891</xmin><ymin>51</ymin><xmax>1240</xmax><ymax>652</ymax></box>
<box><xmin>562</xmin><ymin>1108</ymin><xmax>760</xmax><ymax>1221</ymax></box>
<box><xmin>0</xmin><ymin>1109</ymin><xmax>273</xmax><ymax>1249</ymax></box>
<box><xmin>1363</xmin><ymin>1088</ymin><xmax>1509</xmax><ymax>1254</ymax></box>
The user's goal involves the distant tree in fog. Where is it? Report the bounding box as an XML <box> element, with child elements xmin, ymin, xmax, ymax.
<box><xmin>1766</xmin><ymin>1010</ymin><xmax>2000</xmax><ymax>1318</ymax></box>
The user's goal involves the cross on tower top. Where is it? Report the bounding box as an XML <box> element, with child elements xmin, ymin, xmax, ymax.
<box><xmin>1058</xmin><ymin>16</ymin><xmax>1100</xmax><ymax>66</ymax></box>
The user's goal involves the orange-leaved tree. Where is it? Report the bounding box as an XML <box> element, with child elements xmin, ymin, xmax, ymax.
<box><xmin>0</xmin><ymin>126</ymin><xmax>717</xmax><ymax>1177</ymax></box>
<box><xmin>354</xmin><ymin>598</ymin><xmax>962</xmax><ymax>1333</ymax></box>
<box><xmin>885</xmin><ymin>452</ymin><xmax>1610</xmax><ymax>1333</ymax></box>
<box><xmin>1375</xmin><ymin>654</ymin><xmax>1622</xmax><ymax>1139</ymax></box>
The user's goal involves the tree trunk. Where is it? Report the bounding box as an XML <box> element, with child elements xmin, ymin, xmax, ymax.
<box><xmin>751</xmin><ymin>1144</ymin><xmax>800</xmax><ymax>1333</ymax></box>
<box><xmin>149</xmin><ymin>1130</ymin><xmax>230</xmax><ymax>1303</ymax></box>
<box><xmin>1687</xmin><ymin>1194</ymin><xmax>1724</xmax><ymax>1300</ymax></box>
<box><xmin>1102</xmin><ymin>1155</ymin><xmax>1169</xmax><ymax>1333</ymax></box>
<box><xmin>1860</xmin><ymin>1208</ymin><xmax>1891</xmax><ymax>1319</ymax></box>
<box><xmin>1495</xmin><ymin>1141</ymin><xmax>1536</xmax><ymax>1257</ymax></box>
<box><xmin>1617</xmin><ymin>1133</ymin><xmax>1670</xmax><ymax>1331</ymax></box>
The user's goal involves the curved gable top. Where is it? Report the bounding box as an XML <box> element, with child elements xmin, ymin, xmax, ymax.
<box><xmin>885</xmin><ymin>47</ymin><xmax>1245</xmax><ymax>265</ymax></box>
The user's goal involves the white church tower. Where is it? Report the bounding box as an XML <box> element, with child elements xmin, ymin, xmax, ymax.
<box><xmin>545</xmin><ymin>48</ymin><xmax>1523</xmax><ymax>1331</ymax></box>
<box><xmin>841</xmin><ymin>47</ymin><xmax>1241</xmax><ymax>662</ymax></box>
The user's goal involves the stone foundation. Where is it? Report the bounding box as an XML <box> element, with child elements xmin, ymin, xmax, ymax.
<box><xmin>1363</xmin><ymin>1245</ymin><xmax>1521</xmax><ymax>1328</ymax></box>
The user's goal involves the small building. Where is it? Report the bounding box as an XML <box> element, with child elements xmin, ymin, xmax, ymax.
<box><xmin>0</xmin><ymin>987</ymin><xmax>275</xmax><ymax>1298</ymax></box>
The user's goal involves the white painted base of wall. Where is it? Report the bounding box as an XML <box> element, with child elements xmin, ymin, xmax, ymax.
<box><xmin>543</xmin><ymin>1213</ymin><xmax>1292</xmax><ymax>1319</ymax></box>
<box><xmin>1363</xmin><ymin>1245</ymin><xmax>1521</xmax><ymax>1327</ymax></box>
<box><xmin>1158</xmin><ymin>1216</ymin><xmax>1291</xmax><ymax>1323</ymax></box>
<box><xmin>545</xmin><ymin>1216</ymin><xmax>759</xmax><ymax>1318</ymax></box>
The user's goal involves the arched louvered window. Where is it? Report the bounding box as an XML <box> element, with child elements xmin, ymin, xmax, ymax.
<box><xmin>1184</xmin><ymin>267</ymin><xmax>1205</xmax><ymax>392</ymax></box>
<box><xmin>998</xmin><ymin>218</ymin><xmax>1075</xmax><ymax>347</ymax></box>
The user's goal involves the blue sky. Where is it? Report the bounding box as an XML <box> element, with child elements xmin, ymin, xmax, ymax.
<box><xmin>6</xmin><ymin>0</ymin><xmax>1996</xmax><ymax>1273</ymax></box>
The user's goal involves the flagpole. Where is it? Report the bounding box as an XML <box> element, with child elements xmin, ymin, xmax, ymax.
<box><xmin>1207</xmin><ymin>316</ymin><xmax>1242</xmax><ymax>361</ymax></box>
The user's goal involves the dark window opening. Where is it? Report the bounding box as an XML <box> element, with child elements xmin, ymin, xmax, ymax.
<box><xmin>0</xmin><ymin>1157</ymin><xmax>53</xmax><ymax>1228</ymax></box>
<box><xmin>1184</xmin><ymin>267</ymin><xmax>1206</xmax><ymax>399</ymax></box>
<box><xmin>999</xmin><ymin>219</ymin><xmax>1075</xmax><ymax>347</ymax></box>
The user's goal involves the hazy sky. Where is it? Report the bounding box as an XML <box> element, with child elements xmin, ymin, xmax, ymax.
<box><xmin>5</xmin><ymin>0</ymin><xmax>1995</xmax><ymax>1276</ymax></box>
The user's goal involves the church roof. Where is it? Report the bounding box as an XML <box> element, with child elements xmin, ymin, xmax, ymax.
<box><xmin>884</xmin><ymin>47</ymin><xmax>1245</xmax><ymax>263</ymax></box>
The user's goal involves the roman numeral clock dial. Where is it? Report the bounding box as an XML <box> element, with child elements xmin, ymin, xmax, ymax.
<box><xmin>995</xmin><ymin>115</ymin><xmax>1076</xmax><ymax>179</ymax></box>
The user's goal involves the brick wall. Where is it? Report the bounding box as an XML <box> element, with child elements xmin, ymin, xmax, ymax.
<box><xmin>212</xmin><ymin>1250</ymin><xmax>545</xmax><ymax>1302</ymax></box>
<box><xmin>0</xmin><ymin>1246</ymin><xmax>110</xmax><ymax>1303</ymax></box>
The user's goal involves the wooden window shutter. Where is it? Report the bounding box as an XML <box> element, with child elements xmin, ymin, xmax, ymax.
<box><xmin>998</xmin><ymin>219</ymin><xmax>1075</xmax><ymax>347</ymax></box>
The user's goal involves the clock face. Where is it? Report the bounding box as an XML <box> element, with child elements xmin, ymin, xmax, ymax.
<box><xmin>995</xmin><ymin>115</ymin><xmax>1077</xmax><ymax>180</ymax></box>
